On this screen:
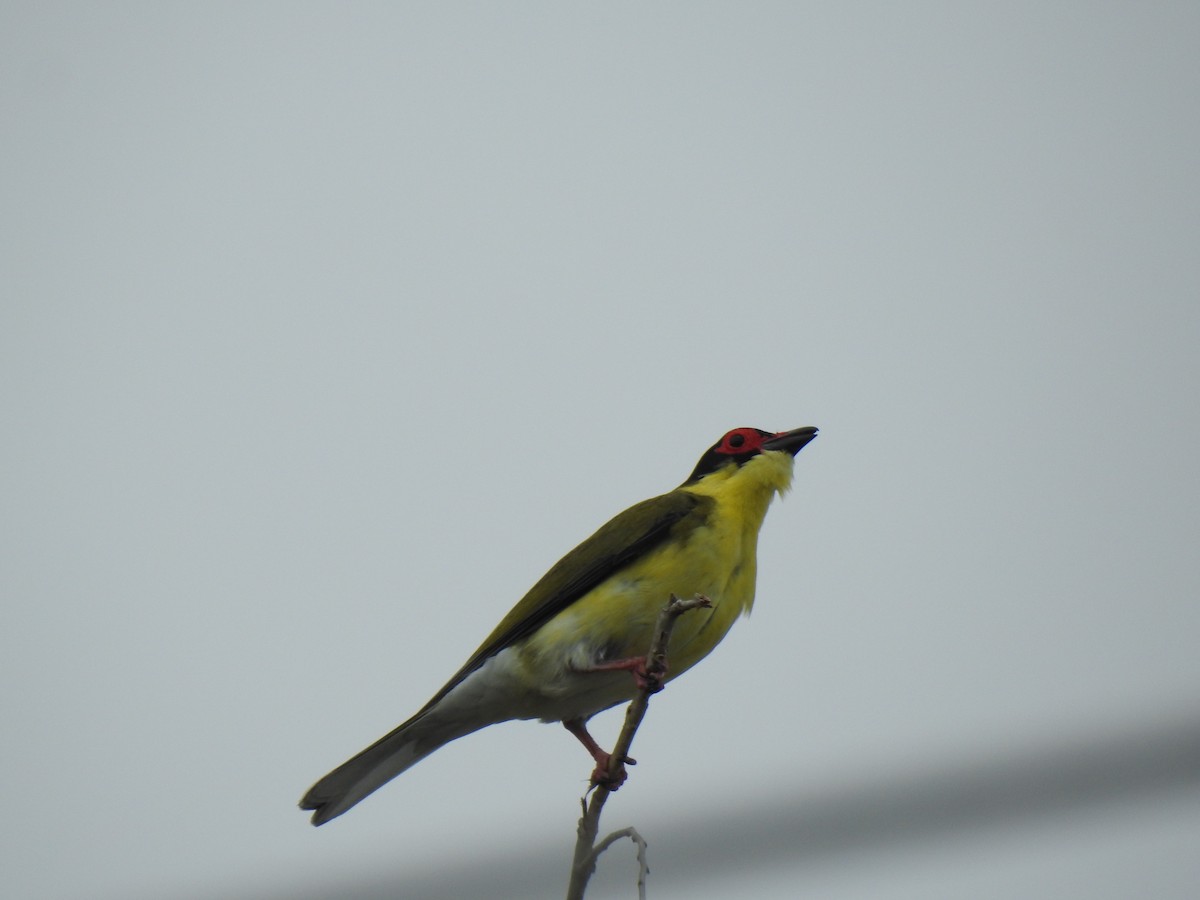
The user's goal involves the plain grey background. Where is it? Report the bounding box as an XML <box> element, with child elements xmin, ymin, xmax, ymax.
<box><xmin>3</xmin><ymin>3</ymin><xmax>1198</xmax><ymax>899</ymax></box>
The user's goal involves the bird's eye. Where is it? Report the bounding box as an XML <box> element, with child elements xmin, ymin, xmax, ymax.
<box><xmin>727</xmin><ymin>433</ymin><xmax>746</xmax><ymax>449</ymax></box>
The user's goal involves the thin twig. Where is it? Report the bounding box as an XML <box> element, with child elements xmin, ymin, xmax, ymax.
<box><xmin>593</xmin><ymin>827</ymin><xmax>649</xmax><ymax>900</ymax></box>
<box><xmin>565</xmin><ymin>593</ymin><xmax>713</xmax><ymax>900</ymax></box>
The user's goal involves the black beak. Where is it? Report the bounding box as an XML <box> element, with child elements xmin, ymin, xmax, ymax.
<box><xmin>762</xmin><ymin>426</ymin><xmax>819</xmax><ymax>456</ymax></box>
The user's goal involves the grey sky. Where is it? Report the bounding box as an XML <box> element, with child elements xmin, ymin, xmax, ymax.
<box><xmin>3</xmin><ymin>4</ymin><xmax>1198</xmax><ymax>899</ymax></box>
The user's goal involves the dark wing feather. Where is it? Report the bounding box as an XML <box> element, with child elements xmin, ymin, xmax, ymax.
<box><xmin>415</xmin><ymin>489</ymin><xmax>711</xmax><ymax>715</ymax></box>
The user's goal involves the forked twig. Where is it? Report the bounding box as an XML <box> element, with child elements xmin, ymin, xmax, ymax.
<box><xmin>565</xmin><ymin>593</ymin><xmax>713</xmax><ymax>900</ymax></box>
<box><xmin>592</xmin><ymin>827</ymin><xmax>649</xmax><ymax>900</ymax></box>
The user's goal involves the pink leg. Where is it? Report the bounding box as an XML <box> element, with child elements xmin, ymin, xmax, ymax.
<box><xmin>562</xmin><ymin>651</ymin><xmax>671</xmax><ymax>788</ymax></box>
<box><xmin>579</xmin><ymin>655</ymin><xmax>666</xmax><ymax>693</ymax></box>
<box><xmin>563</xmin><ymin>718</ymin><xmax>633</xmax><ymax>789</ymax></box>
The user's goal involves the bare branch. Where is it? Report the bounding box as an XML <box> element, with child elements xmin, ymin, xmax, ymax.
<box><xmin>592</xmin><ymin>827</ymin><xmax>649</xmax><ymax>900</ymax></box>
<box><xmin>565</xmin><ymin>593</ymin><xmax>713</xmax><ymax>900</ymax></box>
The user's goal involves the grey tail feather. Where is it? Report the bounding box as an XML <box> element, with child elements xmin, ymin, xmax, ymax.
<box><xmin>300</xmin><ymin>714</ymin><xmax>463</xmax><ymax>826</ymax></box>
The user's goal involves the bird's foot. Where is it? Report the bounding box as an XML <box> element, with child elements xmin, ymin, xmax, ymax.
<box><xmin>589</xmin><ymin>752</ymin><xmax>635</xmax><ymax>791</ymax></box>
<box><xmin>584</xmin><ymin>655</ymin><xmax>666</xmax><ymax>694</ymax></box>
<box><xmin>564</xmin><ymin>718</ymin><xmax>637</xmax><ymax>791</ymax></box>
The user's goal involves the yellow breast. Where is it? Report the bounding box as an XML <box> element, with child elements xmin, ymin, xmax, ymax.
<box><xmin>518</xmin><ymin>449</ymin><xmax>795</xmax><ymax>708</ymax></box>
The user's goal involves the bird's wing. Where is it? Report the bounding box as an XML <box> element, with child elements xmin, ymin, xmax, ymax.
<box><xmin>416</xmin><ymin>489</ymin><xmax>711</xmax><ymax>715</ymax></box>
<box><xmin>299</xmin><ymin>489</ymin><xmax>710</xmax><ymax>824</ymax></box>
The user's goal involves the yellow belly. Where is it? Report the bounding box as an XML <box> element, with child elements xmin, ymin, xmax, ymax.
<box><xmin>530</xmin><ymin>519</ymin><xmax>754</xmax><ymax>669</ymax></box>
<box><xmin>514</xmin><ymin>452</ymin><xmax>788</xmax><ymax>721</ymax></box>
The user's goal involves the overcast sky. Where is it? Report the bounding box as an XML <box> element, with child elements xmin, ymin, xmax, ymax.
<box><xmin>3</xmin><ymin>4</ymin><xmax>1199</xmax><ymax>899</ymax></box>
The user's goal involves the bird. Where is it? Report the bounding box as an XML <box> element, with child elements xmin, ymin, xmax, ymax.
<box><xmin>300</xmin><ymin>425</ymin><xmax>818</xmax><ymax>825</ymax></box>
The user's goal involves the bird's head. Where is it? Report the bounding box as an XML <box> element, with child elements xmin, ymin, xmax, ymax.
<box><xmin>682</xmin><ymin>426</ymin><xmax>819</xmax><ymax>493</ymax></box>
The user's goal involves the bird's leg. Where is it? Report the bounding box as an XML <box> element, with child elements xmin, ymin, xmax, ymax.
<box><xmin>563</xmin><ymin>636</ymin><xmax>684</xmax><ymax>789</ymax></box>
<box><xmin>579</xmin><ymin>655</ymin><xmax>667</xmax><ymax>694</ymax></box>
<box><xmin>563</xmin><ymin>718</ymin><xmax>634</xmax><ymax>790</ymax></box>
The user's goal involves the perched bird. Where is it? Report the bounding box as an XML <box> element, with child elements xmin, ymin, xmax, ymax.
<box><xmin>301</xmin><ymin>425</ymin><xmax>818</xmax><ymax>825</ymax></box>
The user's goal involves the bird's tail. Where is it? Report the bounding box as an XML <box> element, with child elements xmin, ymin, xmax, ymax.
<box><xmin>300</xmin><ymin>711</ymin><xmax>479</xmax><ymax>825</ymax></box>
